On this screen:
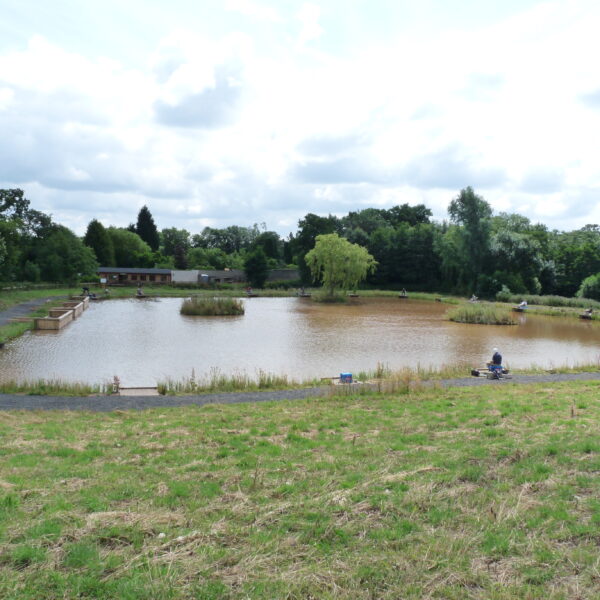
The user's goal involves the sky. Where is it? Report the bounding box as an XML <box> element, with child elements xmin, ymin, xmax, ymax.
<box><xmin>1</xmin><ymin>0</ymin><xmax>599</xmax><ymax>237</ymax></box>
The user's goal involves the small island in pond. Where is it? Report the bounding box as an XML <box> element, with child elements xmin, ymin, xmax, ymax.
<box><xmin>180</xmin><ymin>297</ymin><xmax>244</xmax><ymax>316</ymax></box>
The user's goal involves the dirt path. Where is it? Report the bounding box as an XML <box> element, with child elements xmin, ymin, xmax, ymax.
<box><xmin>1</xmin><ymin>371</ymin><xmax>599</xmax><ymax>411</ymax></box>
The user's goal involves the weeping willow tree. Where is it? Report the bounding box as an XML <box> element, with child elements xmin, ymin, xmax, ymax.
<box><xmin>305</xmin><ymin>233</ymin><xmax>377</xmax><ymax>298</ymax></box>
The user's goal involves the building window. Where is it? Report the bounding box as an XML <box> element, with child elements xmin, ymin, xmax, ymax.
<box><xmin>140</xmin><ymin>275</ymin><xmax>147</xmax><ymax>281</ymax></box>
<box><xmin>149</xmin><ymin>275</ymin><xmax>155</xmax><ymax>282</ymax></box>
<box><xmin>161</xmin><ymin>276</ymin><xmax>167</xmax><ymax>282</ymax></box>
<box><xmin>131</xmin><ymin>274</ymin><xmax>138</xmax><ymax>281</ymax></box>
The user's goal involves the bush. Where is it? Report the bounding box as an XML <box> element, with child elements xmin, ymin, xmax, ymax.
<box><xmin>180</xmin><ymin>296</ymin><xmax>244</xmax><ymax>316</ymax></box>
<box><xmin>577</xmin><ymin>273</ymin><xmax>600</xmax><ymax>301</ymax></box>
<box><xmin>495</xmin><ymin>285</ymin><xmax>512</xmax><ymax>302</ymax></box>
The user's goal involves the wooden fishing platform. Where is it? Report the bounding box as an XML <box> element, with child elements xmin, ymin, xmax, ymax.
<box><xmin>118</xmin><ymin>387</ymin><xmax>159</xmax><ymax>396</ymax></box>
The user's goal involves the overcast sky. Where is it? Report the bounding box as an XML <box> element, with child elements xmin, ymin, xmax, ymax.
<box><xmin>1</xmin><ymin>0</ymin><xmax>599</xmax><ymax>236</ymax></box>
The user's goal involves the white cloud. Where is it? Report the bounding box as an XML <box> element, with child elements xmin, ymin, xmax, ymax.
<box><xmin>0</xmin><ymin>0</ymin><xmax>600</xmax><ymax>234</ymax></box>
<box><xmin>225</xmin><ymin>0</ymin><xmax>281</xmax><ymax>22</ymax></box>
<box><xmin>295</xmin><ymin>3</ymin><xmax>324</xmax><ymax>47</ymax></box>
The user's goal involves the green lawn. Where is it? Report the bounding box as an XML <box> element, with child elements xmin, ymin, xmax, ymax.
<box><xmin>1</xmin><ymin>381</ymin><xmax>600</xmax><ymax>598</ymax></box>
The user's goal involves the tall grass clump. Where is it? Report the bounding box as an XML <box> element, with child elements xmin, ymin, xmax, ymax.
<box><xmin>330</xmin><ymin>366</ymin><xmax>423</xmax><ymax>397</ymax></box>
<box><xmin>447</xmin><ymin>303</ymin><xmax>517</xmax><ymax>325</ymax></box>
<box><xmin>180</xmin><ymin>296</ymin><xmax>244</xmax><ymax>316</ymax></box>
<box><xmin>157</xmin><ymin>367</ymin><xmax>319</xmax><ymax>394</ymax></box>
<box><xmin>0</xmin><ymin>379</ymin><xmax>108</xmax><ymax>396</ymax></box>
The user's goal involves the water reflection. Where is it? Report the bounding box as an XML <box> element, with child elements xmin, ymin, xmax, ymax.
<box><xmin>0</xmin><ymin>297</ymin><xmax>598</xmax><ymax>386</ymax></box>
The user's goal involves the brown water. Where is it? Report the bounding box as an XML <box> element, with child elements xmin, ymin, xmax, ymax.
<box><xmin>0</xmin><ymin>297</ymin><xmax>599</xmax><ymax>386</ymax></box>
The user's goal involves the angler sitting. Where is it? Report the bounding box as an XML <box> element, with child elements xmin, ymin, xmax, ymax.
<box><xmin>487</xmin><ymin>348</ymin><xmax>503</xmax><ymax>378</ymax></box>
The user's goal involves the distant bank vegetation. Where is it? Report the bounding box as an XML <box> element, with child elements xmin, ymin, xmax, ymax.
<box><xmin>180</xmin><ymin>296</ymin><xmax>244</xmax><ymax>316</ymax></box>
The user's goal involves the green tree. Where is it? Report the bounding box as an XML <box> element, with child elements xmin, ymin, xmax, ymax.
<box><xmin>29</xmin><ymin>226</ymin><xmax>98</xmax><ymax>282</ymax></box>
<box><xmin>244</xmin><ymin>247</ymin><xmax>269</xmax><ymax>288</ymax></box>
<box><xmin>489</xmin><ymin>229</ymin><xmax>542</xmax><ymax>294</ymax></box>
<box><xmin>136</xmin><ymin>206</ymin><xmax>160</xmax><ymax>251</ymax></box>
<box><xmin>0</xmin><ymin>188</ymin><xmax>54</xmax><ymax>281</ymax></box>
<box><xmin>252</xmin><ymin>231</ymin><xmax>282</xmax><ymax>261</ymax></box>
<box><xmin>305</xmin><ymin>233</ymin><xmax>377</xmax><ymax>297</ymax></box>
<box><xmin>0</xmin><ymin>219</ymin><xmax>21</xmax><ymax>281</ymax></box>
<box><xmin>107</xmin><ymin>227</ymin><xmax>154</xmax><ymax>267</ymax></box>
<box><xmin>161</xmin><ymin>227</ymin><xmax>191</xmax><ymax>257</ymax></box>
<box><xmin>194</xmin><ymin>225</ymin><xmax>260</xmax><ymax>254</ymax></box>
<box><xmin>577</xmin><ymin>273</ymin><xmax>600</xmax><ymax>300</ymax></box>
<box><xmin>386</xmin><ymin>203</ymin><xmax>432</xmax><ymax>226</ymax></box>
<box><xmin>447</xmin><ymin>187</ymin><xmax>493</xmax><ymax>292</ymax></box>
<box><xmin>174</xmin><ymin>244</ymin><xmax>188</xmax><ymax>270</ymax></box>
<box><xmin>295</xmin><ymin>213</ymin><xmax>340</xmax><ymax>284</ymax></box>
<box><xmin>83</xmin><ymin>219</ymin><xmax>115</xmax><ymax>266</ymax></box>
<box><xmin>0</xmin><ymin>232</ymin><xmax>6</xmax><ymax>269</ymax></box>
<box><xmin>188</xmin><ymin>247</ymin><xmax>227</xmax><ymax>270</ymax></box>
<box><xmin>552</xmin><ymin>226</ymin><xmax>600</xmax><ymax>296</ymax></box>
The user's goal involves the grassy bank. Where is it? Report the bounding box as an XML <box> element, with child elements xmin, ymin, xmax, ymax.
<box><xmin>1</xmin><ymin>381</ymin><xmax>600</xmax><ymax>598</ymax></box>
<box><xmin>0</xmin><ymin>287</ymin><xmax>79</xmax><ymax>312</ymax></box>
<box><xmin>180</xmin><ymin>297</ymin><xmax>244</xmax><ymax>316</ymax></box>
<box><xmin>447</xmin><ymin>302</ymin><xmax>517</xmax><ymax>325</ymax></box>
<box><xmin>2</xmin><ymin>360</ymin><xmax>600</xmax><ymax>396</ymax></box>
<box><xmin>502</xmin><ymin>304</ymin><xmax>600</xmax><ymax>321</ymax></box>
<box><xmin>497</xmin><ymin>292</ymin><xmax>600</xmax><ymax>310</ymax></box>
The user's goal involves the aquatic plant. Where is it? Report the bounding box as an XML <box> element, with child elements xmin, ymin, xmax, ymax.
<box><xmin>180</xmin><ymin>296</ymin><xmax>244</xmax><ymax>316</ymax></box>
<box><xmin>446</xmin><ymin>303</ymin><xmax>517</xmax><ymax>325</ymax></box>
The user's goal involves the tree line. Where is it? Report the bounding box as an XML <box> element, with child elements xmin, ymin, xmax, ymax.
<box><xmin>1</xmin><ymin>187</ymin><xmax>600</xmax><ymax>299</ymax></box>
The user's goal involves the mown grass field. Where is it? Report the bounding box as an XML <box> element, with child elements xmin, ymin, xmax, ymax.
<box><xmin>1</xmin><ymin>381</ymin><xmax>600</xmax><ymax>599</ymax></box>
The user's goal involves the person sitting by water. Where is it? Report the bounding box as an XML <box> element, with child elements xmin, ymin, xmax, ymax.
<box><xmin>136</xmin><ymin>286</ymin><xmax>144</xmax><ymax>296</ymax></box>
<box><xmin>82</xmin><ymin>286</ymin><xmax>89</xmax><ymax>296</ymax></box>
<box><xmin>470</xmin><ymin>294</ymin><xmax>478</xmax><ymax>302</ymax></box>
<box><xmin>488</xmin><ymin>347</ymin><xmax>503</xmax><ymax>377</ymax></box>
<box><xmin>400</xmin><ymin>288</ymin><xmax>407</xmax><ymax>297</ymax></box>
<box><xmin>246</xmin><ymin>286</ymin><xmax>253</xmax><ymax>296</ymax></box>
<box><xmin>519</xmin><ymin>300</ymin><xmax>528</xmax><ymax>309</ymax></box>
<box><xmin>585</xmin><ymin>307</ymin><xmax>593</xmax><ymax>315</ymax></box>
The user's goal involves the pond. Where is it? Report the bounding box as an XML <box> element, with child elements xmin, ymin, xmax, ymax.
<box><xmin>0</xmin><ymin>297</ymin><xmax>599</xmax><ymax>386</ymax></box>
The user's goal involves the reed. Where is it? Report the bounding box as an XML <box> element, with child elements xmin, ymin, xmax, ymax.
<box><xmin>0</xmin><ymin>378</ymin><xmax>108</xmax><ymax>396</ymax></box>
<box><xmin>157</xmin><ymin>367</ymin><xmax>320</xmax><ymax>394</ymax></box>
<box><xmin>446</xmin><ymin>302</ymin><xmax>517</xmax><ymax>325</ymax></box>
<box><xmin>180</xmin><ymin>296</ymin><xmax>244</xmax><ymax>316</ymax></box>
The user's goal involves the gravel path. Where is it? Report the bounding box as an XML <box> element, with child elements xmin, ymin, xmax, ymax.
<box><xmin>1</xmin><ymin>371</ymin><xmax>599</xmax><ymax>412</ymax></box>
<box><xmin>0</xmin><ymin>296</ymin><xmax>65</xmax><ymax>327</ymax></box>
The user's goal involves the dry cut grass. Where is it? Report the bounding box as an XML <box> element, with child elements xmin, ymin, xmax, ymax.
<box><xmin>1</xmin><ymin>380</ymin><xmax>600</xmax><ymax>598</ymax></box>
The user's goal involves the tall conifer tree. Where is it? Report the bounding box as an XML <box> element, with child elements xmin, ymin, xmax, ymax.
<box><xmin>136</xmin><ymin>205</ymin><xmax>160</xmax><ymax>251</ymax></box>
<box><xmin>83</xmin><ymin>219</ymin><xmax>115</xmax><ymax>266</ymax></box>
